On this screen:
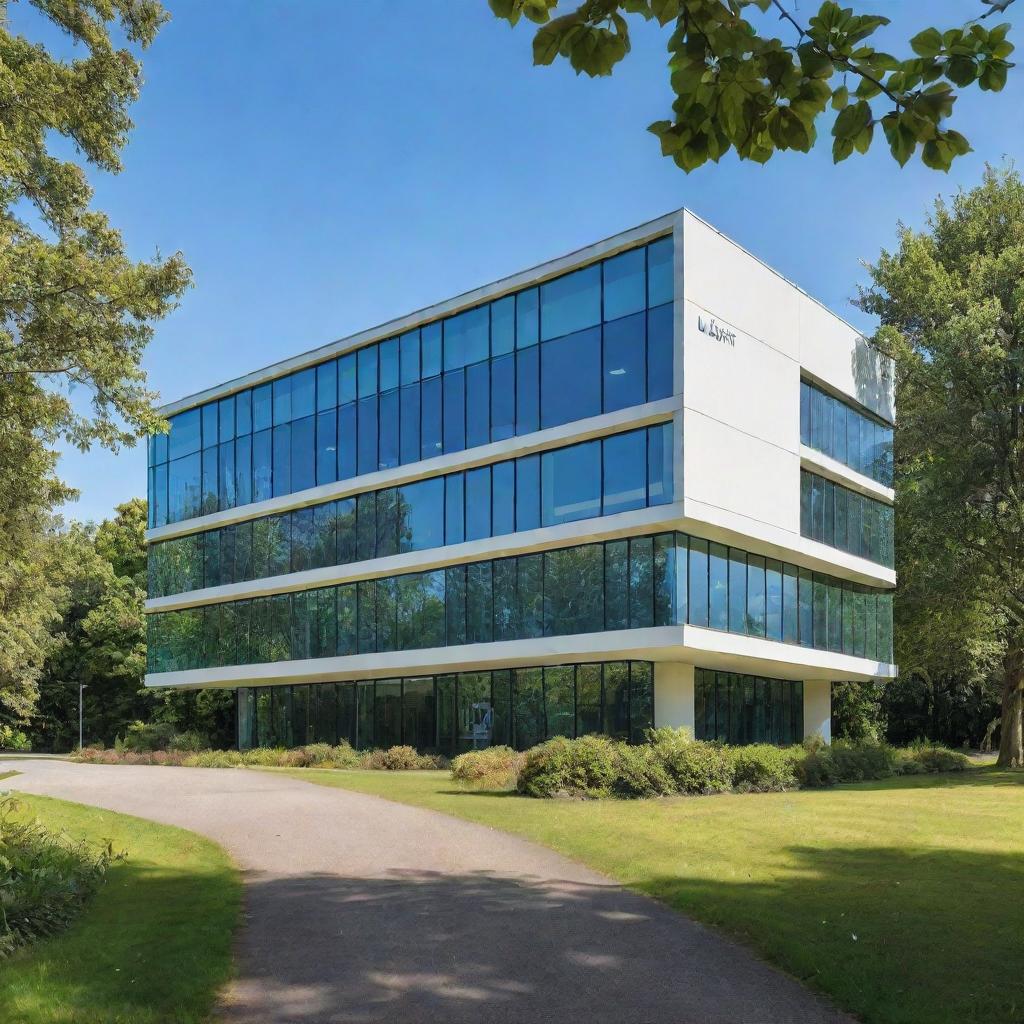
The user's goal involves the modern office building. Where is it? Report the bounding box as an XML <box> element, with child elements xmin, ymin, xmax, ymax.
<box><xmin>144</xmin><ymin>210</ymin><xmax>896</xmax><ymax>753</ymax></box>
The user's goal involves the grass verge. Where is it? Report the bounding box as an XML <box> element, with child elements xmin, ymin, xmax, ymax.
<box><xmin>0</xmin><ymin>794</ymin><xmax>240</xmax><ymax>1024</ymax></box>
<box><xmin>276</xmin><ymin>764</ymin><xmax>1024</xmax><ymax>1024</ymax></box>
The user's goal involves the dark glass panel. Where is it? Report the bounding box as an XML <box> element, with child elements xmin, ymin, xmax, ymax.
<box><xmin>542</xmin><ymin>439</ymin><xmax>600</xmax><ymax>527</ymax></box>
<box><xmin>316</xmin><ymin>409</ymin><xmax>337</xmax><ymax>486</ymax></box>
<box><xmin>540</xmin><ymin>326</ymin><xmax>601</xmax><ymax>429</ymax></box>
<box><xmin>491</xmin><ymin>670</ymin><xmax>513</xmax><ymax>747</ymax></box>
<box><xmin>746</xmin><ymin>554</ymin><xmax>766</xmax><ymax>637</ymax></box>
<box><xmin>647</xmin><ymin>237</ymin><xmax>673</xmax><ymax>306</ymax></box>
<box><xmin>515</xmin><ymin>345</ymin><xmax>539</xmax><ymax>435</ymax></box>
<box><xmin>629</xmin><ymin>662</ymin><xmax>654</xmax><ymax>741</ymax></box>
<box><xmin>490</xmin><ymin>352</ymin><xmax>515</xmax><ymax>442</ymax></box>
<box><xmin>491</xmin><ymin>295</ymin><xmax>515</xmax><ymax>355</ymax></box>
<box><xmin>253</xmin><ymin>382</ymin><xmax>272</xmax><ymax>432</ymax></box>
<box><xmin>357</xmin><ymin>579</ymin><xmax>377</xmax><ymax>654</ymax></box>
<box><xmin>516</xmin><ymin>553</ymin><xmax>543</xmax><ymax>639</ymax></box>
<box><xmin>545</xmin><ymin>665</ymin><xmax>575</xmax><ymax>739</ymax></box>
<box><xmin>575</xmin><ymin>663</ymin><xmax>602</xmax><ymax>738</ymax></box>
<box><xmin>604</xmin><ymin>539</ymin><xmax>629</xmax><ymax>631</ymax></box>
<box><xmin>465</xmin><ymin>360</ymin><xmax>490</xmax><ymax>449</ymax></box>
<box><xmin>356</xmin><ymin>681</ymin><xmax>374</xmax><ymax>749</ymax></box>
<box><xmin>218</xmin><ymin>395</ymin><xmax>235</xmax><ymax>442</ymax></box>
<box><xmin>646</xmin><ymin>303</ymin><xmax>673</xmax><ymax>401</ymax></box>
<box><xmin>336</xmin><ymin>496</ymin><xmax>357</xmax><ymax>564</ymax></box>
<box><xmin>235</xmin><ymin>433</ymin><xmax>252</xmax><ymax>506</ymax></box>
<box><xmin>316</xmin><ymin>360</ymin><xmax>337</xmax><ymax>413</ymax></box>
<box><xmin>515</xmin><ymin>287</ymin><xmax>539</xmax><ymax>349</ymax></box>
<box><xmin>292</xmin><ymin>368</ymin><xmax>315</xmax><ymax>420</ymax></box>
<box><xmin>513</xmin><ymin>668</ymin><xmax>544</xmax><ymax>748</ymax></box>
<box><xmin>602</xmin><ymin>430</ymin><xmax>646</xmax><ymax>516</ymax></box>
<box><xmin>466</xmin><ymin>562</ymin><xmax>493</xmax><ymax>645</ymax></box>
<box><xmin>313</xmin><ymin>501</ymin><xmax>337</xmax><ymax>570</ymax></box>
<box><xmin>219</xmin><ymin>441</ymin><xmax>237</xmax><ymax>511</ymax></box>
<box><xmin>272</xmin><ymin>374</ymin><xmax>291</xmax><ymax>426</ymax></box>
<box><xmin>445</xmin><ymin>473</ymin><xmax>465</xmax><ymax>545</ymax></box>
<box><xmin>379</xmin><ymin>338</ymin><xmax>399</xmax><ymax>393</ymax></box>
<box><xmin>603</xmin><ymin>662</ymin><xmax>630</xmax><ymax>740</ymax></box>
<box><xmin>399</xmin><ymin>382</ymin><xmax>421</xmax><ymax>465</ymax></box>
<box><xmin>337</xmin><ymin>584</ymin><xmax>357</xmax><ymax>655</ymax></box>
<box><xmin>375</xmin><ymin>680</ymin><xmax>402</xmax><ymax>749</ymax></box>
<box><xmin>540</xmin><ymin>264</ymin><xmax>600</xmax><ymax>341</ymax></box>
<box><xmin>728</xmin><ymin>548</ymin><xmax>747</xmax><ymax>634</ymax></box>
<box><xmin>357</xmin><ymin>345</ymin><xmax>378</xmax><ymax>399</ymax></box>
<box><xmin>339</xmin><ymin>353</ymin><xmax>357</xmax><ymax>405</ymax></box>
<box><xmin>492</xmin><ymin>558</ymin><xmax>518</xmax><ymax>641</ymax></box>
<box><xmin>628</xmin><ymin>536</ymin><xmax>654</xmax><ymax>629</ymax></box>
<box><xmin>378</xmin><ymin>389</ymin><xmax>399</xmax><ymax>470</ymax></box>
<box><xmin>290</xmin><ymin>415</ymin><xmax>315</xmax><ymax>493</ymax></box>
<box><xmin>444</xmin><ymin>306</ymin><xmax>489</xmax><ymax>372</ymax></box>
<box><xmin>356</xmin><ymin>396</ymin><xmax>378</xmax><ymax>476</ymax></box>
<box><xmin>272</xmin><ymin>424</ymin><xmax>290</xmax><ymax>497</ymax></box>
<box><xmin>456</xmin><ymin>672</ymin><xmax>493</xmax><ymax>752</ymax></box>
<box><xmin>400</xmin><ymin>329</ymin><xmax>420</xmax><ymax>386</ymax></box>
<box><xmin>338</xmin><ymin>403</ymin><xmax>357</xmax><ymax>480</ymax></box>
<box><xmin>376</xmin><ymin>488</ymin><xmax>401</xmax><ymax>559</ymax></box>
<box><xmin>515</xmin><ymin>453</ymin><xmax>540</xmax><ymax>533</ymax></box>
<box><xmin>403</xmin><ymin>678</ymin><xmax>434</xmax><ymax>752</ymax></box>
<box><xmin>491</xmin><ymin>461</ymin><xmax>515</xmax><ymax>537</ymax></box>
<box><xmin>291</xmin><ymin>508</ymin><xmax>314</xmax><ymax>573</ymax></box>
<box><xmin>168</xmin><ymin>452</ymin><xmax>201</xmax><ymax>523</ymax></box>
<box><xmin>169</xmin><ymin>408</ymin><xmax>201</xmax><ymax>460</ymax></box>
<box><xmin>766</xmin><ymin>558</ymin><xmax>783</xmax><ymax>642</ymax></box>
<box><xmin>445</xmin><ymin>565</ymin><xmax>466</xmax><ymax>646</ymax></box>
<box><xmin>399</xmin><ymin>477</ymin><xmax>444</xmax><ymax>553</ymax></box>
<box><xmin>201</xmin><ymin>447</ymin><xmax>218</xmax><ymax>515</ymax></box>
<box><xmin>602</xmin><ymin>312</ymin><xmax>646</xmax><ymax>413</ymax></box>
<box><xmin>603</xmin><ymin>247</ymin><xmax>646</xmax><ymax>321</ymax></box>
<box><xmin>420</xmin><ymin>375</ymin><xmax>443</xmax><ymax>460</ymax></box>
<box><xmin>421</xmin><ymin>322</ymin><xmax>442</xmax><ymax>378</ymax></box>
<box><xmin>688</xmin><ymin>537</ymin><xmax>709</xmax><ymax>628</ymax></box>
<box><xmin>442</xmin><ymin>370</ymin><xmax>466</xmax><ymax>454</ymax></box>
<box><xmin>465</xmin><ymin>466</ymin><xmax>491</xmax><ymax>542</ymax></box>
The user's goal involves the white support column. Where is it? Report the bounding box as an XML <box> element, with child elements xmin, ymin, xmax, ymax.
<box><xmin>654</xmin><ymin>662</ymin><xmax>695</xmax><ymax>734</ymax></box>
<box><xmin>803</xmin><ymin>679</ymin><xmax>832</xmax><ymax>744</ymax></box>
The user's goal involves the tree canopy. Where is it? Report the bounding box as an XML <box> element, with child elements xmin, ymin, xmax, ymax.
<box><xmin>0</xmin><ymin>0</ymin><xmax>188</xmax><ymax>728</ymax></box>
<box><xmin>862</xmin><ymin>166</ymin><xmax>1024</xmax><ymax>767</ymax></box>
<box><xmin>488</xmin><ymin>0</ymin><xmax>1015</xmax><ymax>171</ymax></box>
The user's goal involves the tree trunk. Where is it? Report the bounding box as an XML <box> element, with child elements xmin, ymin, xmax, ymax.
<box><xmin>996</xmin><ymin>645</ymin><xmax>1024</xmax><ymax>768</ymax></box>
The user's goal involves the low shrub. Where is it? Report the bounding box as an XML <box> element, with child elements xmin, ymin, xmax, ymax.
<box><xmin>901</xmin><ymin>745</ymin><xmax>970</xmax><ymax>774</ymax></box>
<box><xmin>358</xmin><ymin>746</ymin><xmax>448</xmax><ymax>771</ymax></box>
<box><xmin>613</xmin><ymin>744</ymin><xmax>675</xmax><ymax>798</ymax></box>
<box><xmin>517</xmin><ymin>735</ymin><xmax>619</xmax><ymax>798</ymax></box>
<box><xmin>829</xmin><ymin>739</ymin><xmax>899</xmax><ymax>783</ymax></box>
<box><xmin>450</xmin><ymin>746</ymin><xmax>524</xmax><ymax>790</ymax></box>
<box><xmin>116</xmin><ymin>721</ymin><xmax>178</xmax><ymax>753</ymax></box>
<box><xmin>648</xmin><ymin>729</ymin><xmax>733</xmax><ymax>795</ymax></box>
<box><xmin>0</xmin><ymin>793</ymin><xmax>121</xmax><ymax>958</ymax></box>
<box><xmin>794</xmin><ymin>747</ymin><xmax>839</xmax><ymax>788</ymax></box>
<box><xmin>168</xmin><ymin>730</ymin><xmax>207</xmax><ymax>752</ymax></box>
<box><xmin>0</xmin><ymin>725</ymin><xmax>30</xmax><ymax>751</ymax></box>
<box><xmin>730</xmin><ymin>744</ymin><xmax>800</xmax><ymax>793</ymax></box>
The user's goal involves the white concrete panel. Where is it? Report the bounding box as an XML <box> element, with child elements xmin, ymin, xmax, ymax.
<box><xmin>682</xmin><ymin>299</ymin><xmax>799</xmax><ymax>453</ymax></box>
<box><xmin>683</xmin><ymin>408</ymin><xmax>798</xmax><ymax>536</ymax></box>
<box><xmin>654</xmin><ymin>662</ymin><xmax>695</xmax><ymax>733</ymax></box>
<box><xmin>799</xmin><ymin>297</ymin><xmax>894</xmax><ymax>422</ymax></box>
<box><xmin>803</xmin><ymin>679</ymin><xmax>832</xmax><ymax>743</ymax></box>
<box><xmin>682</xmin><ymin>211</ymin><xmax>801</xmax><ymax>360</ymax></box>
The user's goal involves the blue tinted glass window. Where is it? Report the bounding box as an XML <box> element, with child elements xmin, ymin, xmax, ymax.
<box><xmin>338</xmin><ymin>403</ymin><xmax>356</xmax><ymax>480</ymax></box>
<box><xmin>153</xmin><ymin>432</ymin><xmax>168</xmax><ymax>464</ymax></box>
<box><xmin>273</xmin><ymin>375</ymin><xmax>292</xmax><ymax>426</ymax></box>
<box><xmin>420</xmin><ymin>376</ymin><xmax>442</xmax><ymax>460</ymax></box>
<box><xmin>399</xmin><ymin>383</ymin><xmax>420</xmax><ymax>465</ymax></box>
<box><xmin>648</xmin><ymin>423</ymin><xmax>674</xmax><ymax>505</ymax></box>
<box><xmin>516</xmin><ymin>288</ymin><xmax>539</xmax><ymax>348</ymax></box>
<box><xmin>647</xmin><ymin>237</ymin><xmax>673</xmax><ymax>306</ymax></box>
<box><xmin>491</xmin><ymin>296</ymin><xmax>514</xmax><ymax>355</ymax></box>
<box><xmin>336</xmin><ymin>497</ymin><xmax>357</xmax><ymax>564</ymax></box>
<box><xmin>603</xmin><ymin>430</ymin><xmax>646</xmax><ymax>516</ymax></box>
<box><xmin>316</xmin><ymin>410</ymin><xmax>337</xmax><ymax>486</ymax></box>
<box><xmin>169</xmin><ymin>409</ymin><xmax>201</xmax><ymax>460</ymax></box>
<box><xmin>253</xmin><ymin>383</ymin><xmax>272</xmax><ymax>432</ymax></box>
<box><xmin>168</xmin><ymin>452</ymin><xmax>201</xmax><ymax>522</ymax></box>
<box><xmin>421</xmin><ymin>322</ymin><xmax>442</xmax><ymax>377</ymax></box>
<box><xmin>465</xmin><ymin>466</ymin><xmax>491</xmax><ymax>541</ymax></box>
<box><xmin>152</xmin><ymin>463</ymin><xmax>167</xmax><ymax>527</ymax></box>
<box><xmin>646</xmin><ymin>303</ymin><xmax>673</xmax><ymax>401</ymax></box>
<box><xmin>201</xmin><ymin>447</ymin><xmax>218</xmax><ymax>515</ymax></box>
<box><xmin>444</xmin><ymin>306</ymin><xmax>489</xmax><ymax>371</ymax></box>
<box><xmin>378</xmin><ymin>390</ymin><xmax>399</xmax><ymax>470</ymax></box>
<box><xmin>465</xmin><ymin>360</ymin><xmax>490</xmax><ymax>449</ymax></box>
<box><xmin>541</xmin><ymin>265</ymin><xmax>600</xmax><ymax>341</ymax></box>
<box><xmin>746</xmin><ymin>554</ymin><xmax>766</xmax><ymax>636</ymax></box>
<box><xmin>603</xmin><ymin>248</ymin><xmax>645</xmax><ymax>320</ymax></box>
<box><xmin>603</xmin><ymin>312</ymin><xmax>646</xmax><ymax>412</ymax></box>
<box><xmin>399</xmin><ymin>330</ymin><xmax>420</xmax><ymax>385</ymax></box>
<box><xmin>316</xmin><ymin>361</ymin><xmax>337</xmax><ymax>412</ymax></box>
<box><xmin>201</xmin><ymin>404</ymin><xmax>218</xmax><ymax>449</ymax></box>
<box><xmin>253</xmin><ymin>429</ymin><xmax>272</xmax><ymax>501</ymax></box>
<box><xmin>235</xmin><ymin>434</ymin><xmax>252</xmax><ymax>506</ymax></box>
<box><xmin>729</xmin><ymin>549</ymin><xmax>747</xmax><ymax>633</ymax></box>
<box><xmin>442</xmin><ymin>370</ymin><xmax>465</xmax><ymax>454</ymax></box>
<box><xmin>357</xmin><ymin>346</ymin><xmax>378</xmax><ymax>398</ymax></box>
<box><xmin>541</xmin><ymin>326</ymin><xmax>601</xmax><ymax>429</ymax></box>
<box><xmin>516</xmin><ymin>454</ymin><xmax>540</xmax><ymax>532</ymax></box>
<box><xmin>490</xmin><ymin>353</ymin><xmax>515</xmax><ymax>442</ymax></box>
<box><xmin>219</xmin><ymin>396</ymin><xmax>236</xmax><ymax>442</ymax></box>
<box><xmin>292</xmin><ymin>368</ymin><xmax>315</xmax><ymax>419</ymax></box>
<box><xmin>515</xmin><ymin>346</ymin><xmax>539</xmax><ymax>435</ymax></box>
<box><xmin>399</xmin><ymin>477</ymin><xmax>444</xmax><ymax>552</ymax></box>
<box><xmin>688</xmin><ymin>537</ymin><xmax>709</xmax><ymax>627</ymax></box>
<box><xmin>445</xmin><ymin>474</ymin><xmax>464</xmax><ymax>544</ymax></box>
<box><xmin>339</xmin><ymin>354</ymin><xmax>357</xmax><ymax>404</ymax></box>
<box><xmin>357</xmin><ymin>396</ymin><xmax>378</xmax><ymax>475</ymax></box>
<box><xmin>219</xmin><ymin>441</ymin><xmax>236</xmax><ymax>509</ymax></box>
<box><xmin>379</xmin><ymin>338</ymin><xmax>399</xmax><ymax>392</ymax></box>
<box><xmin>708</xmin><ymin>542</ymin><xmax>728</xmax><ymax>630</ymax></box>
<box><xmin>542</xmin><ymin>440</ymin><xmax>600</xmax><ymax>527</ymax></box>
<box><xmin>492</xmin><ymin>461</ymin><xmax>515</xmax><ymax>537</ymax></box>
<box><xmin>272</xmin><ymin>424</ymin><xmax>291</xmax><ymax>497</ymax></box>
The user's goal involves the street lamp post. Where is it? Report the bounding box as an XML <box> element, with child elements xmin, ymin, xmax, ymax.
<box><xmin>78</xmin><ymin>684</ymin><xmax>87</xmax><ymax>751</ymax></box>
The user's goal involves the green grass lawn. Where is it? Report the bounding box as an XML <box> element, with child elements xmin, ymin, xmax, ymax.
<box><xmin>0</xmin><ymin>794</ymin><xmax>241</xmax><ymax>1024</ymax></box>
<box><xmin>277</xmin><ymin>765</ymin><xmax>1024</xmax><ymax>1024</ymax></box>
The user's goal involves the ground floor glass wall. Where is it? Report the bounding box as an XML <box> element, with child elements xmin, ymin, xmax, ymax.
<box><xmin>694</xmin><ymin>669</ymin><xmax>803</xmax><ymax>745</ymax></box>
<box><xmin>235</xmin><ymin>660</ymin><xmax>654</xmax><ymax>754</ymax></box>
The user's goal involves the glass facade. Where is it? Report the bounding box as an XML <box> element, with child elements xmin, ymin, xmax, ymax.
<box><xmin>800</xmin><ymin>379</ymin><xmax>893</xmax><ymax>486</ymax></box>
<box><xmin>694</xmin><ymin>669</ymin><xmax>803</xmax><ymax>745</ymax></box>
<box><xmin>147</xmin><ymin>238</ymin><xmax>674</xmax><ymax>528</ymax></box>
<box><xmin>236</xmin><ymin>660</ymin><xmax>654</xmax><ymax>753</ymax></box>
<box><xmin>800</xmin><ymin>470</ymin><xmax>894</xmax><ymax>567</ymax></box>
<box><xmin>147</xmin><ymin>531</ymin><xmax>893</xmax><ymax>675</ymax></box>
<box><xmin>147</xmin><ymin>423</ymin><xmax>675</xmax><ymax>599</ymax></box>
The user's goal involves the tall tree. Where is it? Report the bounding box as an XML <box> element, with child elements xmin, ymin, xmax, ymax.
<box><xmin>0</xmin><ymin>1</ymin><xmax>189</xmax><ymax>728</ymax></box>
<box><xmin>488</xmin><ymin>0</ymin><xmax>1015</xmax><ymax>171</ymax></box>
<box><xmin>861</xmin><ymin>166</ymin><xmax>1024</xmax><ymax>768</ymax></box>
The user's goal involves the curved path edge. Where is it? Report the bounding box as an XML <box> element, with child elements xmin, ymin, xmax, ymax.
<box><xmin>1</xmin><ymin>757</ymin><xmax>853</xmax><ymax>1024</ymax></box>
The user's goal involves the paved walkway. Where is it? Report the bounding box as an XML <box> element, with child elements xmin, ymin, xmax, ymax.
<box><xmin>1</xmin><ymin>758</ymin><xmax>851</xmax><ymax>1024</ymax></box>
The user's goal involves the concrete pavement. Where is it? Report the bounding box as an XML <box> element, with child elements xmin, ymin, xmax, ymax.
<box><xmin>1</xmin><ymin>757</ymin><xmax>851</xmax><ymax>1024</ymax></box>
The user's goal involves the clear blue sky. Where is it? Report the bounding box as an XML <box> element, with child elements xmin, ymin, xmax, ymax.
<box><xmin>41</xmin><ymin>0</ymin><xmax>1024</xmax><ymax>524</ymax></box>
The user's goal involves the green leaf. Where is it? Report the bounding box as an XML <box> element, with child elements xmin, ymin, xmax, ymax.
<box><xmin>649</xmin><ymin>0</ymin><xmax>680</xmax><ymax>26</ymax></box>
<box><xmin>945</xmin><ymin>55</ymin><xmax>978</xmax><ymax>87</ymax></box>
<box><xmin>532</xmin><ymin>22</ymin><xmax>562</xmax><ymax>65</ymax></box>
<box><xmin>979</xmin><ymin>60</ymin><xmax>1009</xmax><ymax>92</ymax></box>
<box><xmin>910</xmin><ymin>28</ymin><xmax>944</xmax><ymax>59</ymax></box>
<box><xmin>831</xmin><ymin>85</ymin><xmax>849</xmax><ymax>110</ymax></box>
<box><xmin>852</xmin><ymin>122</ymin><xmax>873</xmax><ymax>154</ymax></box>
<box><xmin>855</xmin><ymin>76</ymin><xmax>882</xmax><ymax>100</ymax></box>
<box><xmin>832</xmin><ymin>100</ymin><xmax>871</xmax><ymax>139</ymax></box>
<box><xmin>832</xmin><ymin>135</ymin><xmax>855</xmax><ymax>163</ymax></box>
<box><xmin>488</xmin><ymin>0</ymin><xmax>519</xmax><ymax>23</ymax></box>
<box><xmin>921</xmin><ymin>138</ymin><xmax>953</xmax><ymax>171</ymax></box>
